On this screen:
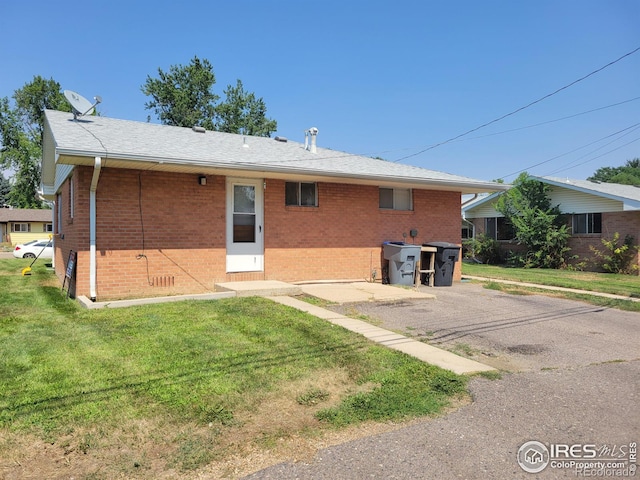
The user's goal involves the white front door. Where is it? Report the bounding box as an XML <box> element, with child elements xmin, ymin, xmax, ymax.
<box><xmin>226</xmin><ymin>177</ymin><xmax>264</xmax><ymax>272</ymax></box>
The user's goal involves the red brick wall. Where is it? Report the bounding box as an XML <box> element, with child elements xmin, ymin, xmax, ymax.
<box><xmin>55</xmin><ymin>168</ymin><xmax>463</xmax><ymax>300</ymax></box>
<box><xmin>53</xmin><ymin>167</ymin><xmax>92</xmax><ymax>298</ymax></box>
<box><xmin>569</xmin><ymin>211</ymin><xmax>640</xmax><ymax>272</ymax></box>
<box><xmin>468</xmin><ymin>213</ymin><xmax>640</xmax><ymax>273</ymax></box>
<box><xmin>265</xmin><ymin>181</ymin><xmax>461</xmax><ymax>281</ymax></box>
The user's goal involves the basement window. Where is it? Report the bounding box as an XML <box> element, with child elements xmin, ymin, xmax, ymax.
<box><xmin>572</xmin><ymin>213</ymin><xmax>602</xmax><ymax>234</ymax></box>
<box><xmin>286</xmin><ymin>182</ymin><xmax>317</xmax><ymax>206</ymax></box>
<box><xmin>379</xmin><ymin>188</ymin><xmax>412</xmax><ymax>210</ymax></box>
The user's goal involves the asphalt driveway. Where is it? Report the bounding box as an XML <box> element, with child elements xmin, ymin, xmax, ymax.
<box><xmin>329</xmin><ymin>282</ymin><xmax>639</xmax><ymax>372</ymax></box>
<box><xmin>245</xmin><ymin>282</ymin><xmax>639</xmax><ymax>479</ymax></box>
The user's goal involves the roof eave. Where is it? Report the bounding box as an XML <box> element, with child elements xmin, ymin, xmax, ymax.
<box><xmin>533</xmin><ymin>176</ymin><xmax>640</xmax><ymax>209</ymax></box>
<box><xmin>55</xmin><ymin>149</ymin><xmax>510</xmax><ymax>194</ymax></box>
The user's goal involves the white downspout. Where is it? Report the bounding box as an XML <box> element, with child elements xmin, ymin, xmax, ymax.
<box><xmin>89</xmin><ymin>157</ymin><xmax>102</xmax><ymax>301</ymax></box>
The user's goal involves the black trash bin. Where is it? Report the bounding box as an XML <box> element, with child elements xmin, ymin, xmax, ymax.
<box><xmin>382</xmin><ymin>242</ymin><xmax>421</xmax><ymax>286</ymax></box>
<box><xmin>424</xmin><ymin>242</ymin><xmax>461</xmax><ymax>286</ymax></box>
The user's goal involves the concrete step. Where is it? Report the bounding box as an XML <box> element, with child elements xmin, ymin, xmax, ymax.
<box><xmin>216</xmin><ymin>280</ymin><xmax>303</xmax><ymax>297</ymax></box>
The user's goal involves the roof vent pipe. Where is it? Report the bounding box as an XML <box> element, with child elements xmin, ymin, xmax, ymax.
<box><xmin>305</xmin><ymin>127</ymin><xmax>318</xmax><ymax>153</ymax></box>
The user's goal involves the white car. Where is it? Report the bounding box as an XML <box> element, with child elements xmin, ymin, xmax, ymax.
<box><xmin>13</xmin><ymin>239</ymin><xmax>53</xmax><ymax>259</ymax></box>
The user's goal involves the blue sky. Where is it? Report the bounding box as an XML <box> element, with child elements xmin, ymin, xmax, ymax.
<box><xmin>1</xmin><ymin>0</ymin><xmax>638</xmax><ymax>183</ymax></box>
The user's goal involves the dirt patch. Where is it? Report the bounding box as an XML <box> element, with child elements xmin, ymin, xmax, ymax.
<box><xmin>0</xmin><ymin>368</ymin><xmax>470</xmax><ymax>480</ymax></box>
<box><xmin>191</xmin><ymin>392</ymin><xmax>472</xmax><ymax>479</ymax></box>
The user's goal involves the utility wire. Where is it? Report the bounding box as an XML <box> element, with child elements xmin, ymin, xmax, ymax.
<box><xmin>544</xmin><ymin>137</ymin><xmax>640</xmax><ymax>176</ymax></box>
<box><xmin>544</xmin><ymin>133</ymin><xmax>640</xmax><ymax>176</ymax></box>
<box><xmin>265</xmin><ymin>96</ymin><xmax>640</xmax><ymax>166</ymax></box>
<box><xmin>455</xmin><ymin>96</ymin><xmax>640</xmax><ymax>142</ymax></box>
<box><xmin>500</xmin><ymin>122</ymin><xmax>640</xmax><ymax>179</ymax></box>
<box><xmin>543</xmin><ymin>124</ymin><xmax>640</xmax><ymax>175</ymax></box>
<box><xmin>392</xmin><ymin>45</ymin><xmax>640</xmax><ymax>162</ymax></box>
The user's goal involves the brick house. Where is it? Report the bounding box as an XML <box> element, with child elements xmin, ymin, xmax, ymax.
<box><xmin>462</xmin><ymin>176</ymin><xmax>640</xmax><ymax>272</ymax></box>
<box><xmin>41</xmin><ymin>109</ymin><xmax>507</xmax><ymax>301</ymax></box>
<box><xmin>0</xmin><ymin>208</ymin><xmax>53</xmax><ymax>245</ymax></box>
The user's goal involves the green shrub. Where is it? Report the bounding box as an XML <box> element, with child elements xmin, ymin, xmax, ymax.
<box><xmin>494</xmin><ymin>174</ymin><xmax>571</xmax><ymax>269</ymax></box>
<box><xmin>463</xmin><ymin>234</ymin><xmax>502</xmax><ymax>264</ymax></box>
<box><xmin>590</xmin><ymin>233</ymin><xmax>638</xmax><ymax>274</ymax></box>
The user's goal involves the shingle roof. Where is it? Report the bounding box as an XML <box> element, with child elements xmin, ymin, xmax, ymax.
<box><xmin>0</xmin><ymin>208</ymin><xmax>52</xmax><ymax>223</ymax></box>
<box><xmin>42</xmin><ymin>110</ymin><xmax>508</xmax><ymax>194</ymax></box>
<box><xmin>536</xmin><ymin>176</ymin><xmax>640</xmax><ymax>206</ymax></box>
<box><xmin>462</xmin><ymin>176</ymin><xmax>640</xmax><ymax>214</ymax></box>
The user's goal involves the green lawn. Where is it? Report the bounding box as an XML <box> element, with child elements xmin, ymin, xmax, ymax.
<box><xmin>0</xmin><ymin>259</ymin><xmax>466</xmax><ymax>478</ymax></box>
<box><xmin>462</xmin><ymin>262</ymin><xmax>640</xmax><ymax>297</ymax></box>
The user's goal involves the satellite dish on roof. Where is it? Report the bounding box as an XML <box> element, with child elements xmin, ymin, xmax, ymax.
<box><xmin>63</xmin><ymin>90</ymin><xmax>102</xmax><ymax>119</ymax></box>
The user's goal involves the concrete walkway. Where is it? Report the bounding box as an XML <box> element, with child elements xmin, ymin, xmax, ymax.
<box><xmin>80</xmin><ymin>280</ymin><xmax>493</xmax><ymax>375</ymax></box>
<box><xmin>298</xmin><ymin>281</ymin><xmax>436</xmax><ymax>303</ymax></box>
<box><xmin>267</xmin><ymin>294</ymin><xmax>495</xmax><ymax>375</ymax></box>
<box><xmin>463</xmin><ymin>275</ymin><xmax>640</xmax><ymax>302</ymax></box>
<box><xmin>75</xmin><ymin>275</ymin><xmax>635</xmax><ymax>375</ymax></box>
<box><xmin>217</xmin><ymin>281</ymin><xmax>491</xmax><ymax>374</ymax></box>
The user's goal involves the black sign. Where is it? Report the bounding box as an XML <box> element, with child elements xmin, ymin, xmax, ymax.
<box><xmin>65</xmin><ymin>250</ymin><xmax>76</xmax><ymax>280</ymax></box>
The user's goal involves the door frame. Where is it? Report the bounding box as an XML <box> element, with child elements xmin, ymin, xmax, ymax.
<box><xmin>225</xmin><ymin>177</ymin><xmax>264</xmax><ymax>273</ymax></box>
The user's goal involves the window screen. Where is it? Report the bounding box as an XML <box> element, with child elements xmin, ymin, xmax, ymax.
<box><xmin>379</xmin><ymin>188</ymin><xmax>412</xmax><ymax>210</ymax></box>
<box><xmin>285</xmin><ymin>182</ymin><xmax>317</xmax><ymax>206</ymax></box>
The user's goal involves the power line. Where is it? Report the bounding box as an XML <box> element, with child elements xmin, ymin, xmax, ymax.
<box><xmin>545</xmin><ymin>137</ymin><xmax>640</xmax><ymax>176</ymax></box>
<box><xmin>268</xmin><ymin>97</ymin><xmax>640</xmax><ymax>166</ymax></box>
<box><xmin>457</xmin><ymin>96</ymin><xmax>640</xmax><ymax>142</ymax></box>
<box><xmin>544</xmin><ymin>124</ymin><xmax>640</xmax><ymax>175</ymax></box>
<box><xmin>501</xmin><ymin>122</ymin><xmax>640</xmax><ymax>179</ymax></box>
<box><xmin>392</xmin><ymin>45</ymin><xmax>640</xmax><ymax>163</ymax></box>
<box><xmin>544</xmin><ymin>133</ymin><xmax>640</xmax><ymax>176</ymax></box>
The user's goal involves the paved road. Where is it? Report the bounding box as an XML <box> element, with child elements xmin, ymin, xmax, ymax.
<box><xmin>245</xmin><ymin>283</ymin><xmax>639</xmax><ymax>479</ymax></box>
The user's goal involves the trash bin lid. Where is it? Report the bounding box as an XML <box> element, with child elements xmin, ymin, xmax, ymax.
<box><xmin>423</xmin><ymin>242</ymin><xmax>460</xmax><ymax>249</ymax></box>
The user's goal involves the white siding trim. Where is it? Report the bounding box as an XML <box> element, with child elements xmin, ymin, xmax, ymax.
<box><xmin>548</xmin><ymin>187</ymin><xmax>623</xmax><ymax>214</ymax></box>
<box><xmin>54</xmin><ymin>164</ymin><xmax>74</xmax><ymax>193</ymax></box>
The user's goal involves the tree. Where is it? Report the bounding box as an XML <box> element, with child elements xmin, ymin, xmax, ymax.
<box><xmin>215</xmin><ymin>80</ymin><xmax>277</xmax><ymax>136</ymax></box>
<box><xmin>494</xmin><ymin>173</ymin><xmax>571</xmax><ymax>269</ymax></box>
<box><xmin>0</xmin><ymin>76</ymin><xmax>69</xmax><ymax>208</ymax></box>
<box><xmin>142</xmin><ymin>57</ymin><xmax>277</xmax><ymax>137</ymax></box>
<box><xmin>141</xmin><ymin>56</ymin><xmax>219</xmax><ymax>129</ymax></box>
<box><xmin>0</xmin><ymin>174</ymin><xmax>10</xmax><ymax>206</ymax></box>
<box><xmin>588</xmin><ymin>158</ymin><xmax>640</xmax><ymax>186</ymax></box>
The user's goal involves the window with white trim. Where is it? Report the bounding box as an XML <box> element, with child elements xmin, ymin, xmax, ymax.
<box><xmin>285</xmin><ymin>182</ymin><xmax>317</xmax><ymax>206</ymax></box>
<box><xmin>44</xmin><ymin>223</ymin><xmax>53</xmax><ymax>233</ymax></box>
<box><xmin>572</xmin><ymin>213</ymin><xmax>601</xmax><ymax>234</ymax></box>
<box><xmin>12</xmin><ymin>223</ymin><xmax>30</xmax><ymax>232</ymax></box>
<box><xmin>379</xmin><ymin>188</ymin><xmax>412</xmax><ymax>210</ymax></box>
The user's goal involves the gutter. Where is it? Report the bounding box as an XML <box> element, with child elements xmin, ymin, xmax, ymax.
<box><xmin>89</xmin><ymin>157</ymin><xmax>102</xmax><ymax>301</ymax></box>
<box><xmin>461</xmin><ymin>193</ymin><xmax>479</xmax><ymax>208</ymax></box>
<box><xmin>55</xmin><ymin>150</ymin><xmax>510</xmax><ymax>194</ymax></box>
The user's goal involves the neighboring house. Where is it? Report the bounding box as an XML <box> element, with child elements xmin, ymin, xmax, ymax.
<box><xmin>0</xmin><ymin>208</ymin><xmax>53</xmax><ymax>245</ymax></box>
<box><xmin>462</xmin><ymin>176</ymin><xmax>640</xmax><ymax>271</ymax></box>
<box><xmin>41</xmin><ymin>109</ymin><xmax>507</xmax><ymax>301</ymax></box>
